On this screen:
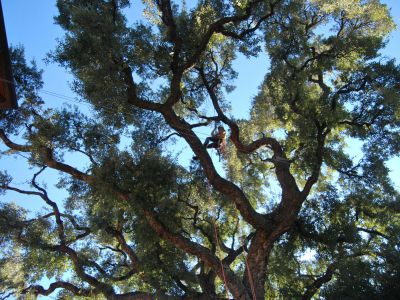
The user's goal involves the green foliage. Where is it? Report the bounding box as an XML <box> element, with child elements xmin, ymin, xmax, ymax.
<box><xmin>0</xmin><ymin>0</ymin><xmax>399</xmax><ymax>299</ymax></box>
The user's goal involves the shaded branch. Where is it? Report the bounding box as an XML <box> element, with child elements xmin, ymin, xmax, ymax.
<box><xmin>156</xmin><ymin>132</ymin><xmax>182</xmax><ymax>144</ymax></box>
<box><xmin>197</xmin><ymin>67</ymin><xmax>284</xmax><ymax>155</ymax></box>
<box><xmin>59</xmin><ymin>213</ymin><xmax>91</xmax><ymax>241</ymax></box>
<box><xmin>0</xmin><ymin>129</ymin><xmax>93</xmax><ymax>184</ymax></box>
<box><xmin>357</xmin><ymin>227</ymin><xmax>390</xmax><ymax>240</ymax></box>
<box><xmin>162</xmin><ymin>107</ymin><xmax>267</xmax><ymax>229</ymax></box>
<box><xmin>217</xmin><ymin>1</ymin><xmax>277</xmax><ymax>40</ymax></box>
<box><xmin>223</xmin><ymin>233</ymin><xmax>255</xmax><ymax>266</ymax></box>
<box><xmin>122</xmin><ymin>66</ymin><xmax>164</xmax><ymax>112</ymax></box>
<box><xmin>106</xmin><ymin>227</ymin><xmax>140</xmax><ymax>272</ymax></box>
<box><xmin>199</xmin><ymin>67</ymin><xmax>301</xmax><ymax>207</ymax></box>
<box><xmin>0</xmin><ymin>291</ymin><xmax>15</xmax><ymax>300</ymax></box>
<box><xmin>156</xmin><ymin>0</ymin><xmax>182</xmax><ymax>66</ymax></box>
<box><xmin>0</xmin><ymin>129</ymin><xmax>31</xmax><ymax>152</ymax></box>
<box><xmin>110</xmin><ymin>292</ymin><xmax>176</xmax><ymax>300</ymax></box>
<box><xmin>57</xmin><ymin>244</ymin><xmax>115</xmax><ymax>296</ymax></box>
<box><xmin>41</xmin><ymin>147</ymin><xmax>92</xmax><ymax>183</ymax></box>
<box><xmin>183</xmin><ymin>0</ymin><xmax>275</xmax><ymax>70</ymax></box>
<box><xmin>22</xmin><ymin>281</ymin><xmax>94</xmax><ymax>297</ymax></box>
<box><xmin>142</xmin><ymin>208</ymin><xmax>247</xmax><ymax>299</ymax></box>
<box><xmin>301</xmin><ymin>263</ymin><xmax>336</xmax><ymax>300</ymax></box>
<box><xmin>301</xmin><ymin>122</ymin><xmax>330</xmax><ymax>198</ymax></box>
<box><xmin>185</xmin><ymin>105</ymin><xmax>220</xmax><ymax>123</ymax></box>
<box><xmin>2</xmin><ymin>173</ymin><xmax>114</xmax><ymax>296</ymax></box>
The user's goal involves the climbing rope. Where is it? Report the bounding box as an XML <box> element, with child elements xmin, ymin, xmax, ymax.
<box><xmin>213</xmin><ymin>221</ymin><xmax>230</xmax><ymax>299</ymax></box>
<box><xmin>243</xmin><ymin>244</ymin><xmax>257</xmax><ymax>300</ymax></box>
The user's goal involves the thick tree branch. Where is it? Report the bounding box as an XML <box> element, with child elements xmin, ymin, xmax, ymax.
<box><xmin>22</xmin><ymin>281</ymin><xmax>94</xmax><ymax>297</ymax></box>
<box><xmin>156</xmin><ymin>0</ymin><xmax>184</xmax><ymax>108</ymax></box>
<box><xmin>0</xmin><ymin>129</ymin><xmax>92</xmax><ymax>183</ymax></box>
<box><xmin>122</xmin><ymin>67</ymin><xmax>164</xmax><ymax>112</ymax></box>
<box><xmin>301</xmin><ymin>263</ymin><xmax>336</xmax><ymax>300</ymax></box>
<box><xmin>183</xmin><ymin>0</ymin><xmax>275</xmax><ymax>71</ymax></box>
<box><xmin>199</xmin><ymin>68</ymin><xmax>301</xmax><ymax>214</ymax></box>
<box><xmin>41</xmin><ymin>147</ymin><xmax>92</xmax><ymax>182</ymax></box>
<box><xmin>142</xmin><ymin>208</ymin><xmax>249</xmax><ymax>299</ymax></box>
<box><xmin>163</xmin><ymin>108</ymin><xmax>267</xmax><ymax>229</ymax></box>
<box><xmin>107</xmin><ymin>227</ymin><xmax>140</xmax><ymax>272</ymax></box>
<box><xmin>58</xmin><ymin>244</ymin><xmax>115</xmax><ymax>296</ymax></box>
<box><xmin>217</xmin><ymin>1</ymin><xmax>277</xmax><ymax>40</ymax></box>
<box><xmin>301</xmin><ymin>123</ymin><xmax>330</xmax><ymax>198</ymax></box>
<box><xmin>357</xmin><ymin>227</ymin><xmax>390</xmax><ymax>240</ymax></box>
<box><xmin>0</xmin><ymin>129</ymin><xmax>31</xmax><ymax>152</ymax></box>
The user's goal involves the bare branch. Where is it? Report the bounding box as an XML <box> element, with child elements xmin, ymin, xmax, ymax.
<box><xmin>0</xmin><ymin>291</ymin><xmax>15</xmax><ymax>300</ymax></box>
<box><xmin>156</xmin><ymin>132</ymin><xmax>182</xmax><ymax>144</ymax></box>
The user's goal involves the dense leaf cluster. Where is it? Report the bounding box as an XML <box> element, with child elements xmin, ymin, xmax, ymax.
<box><xmin>0</xmin><ymin>0</ymin><xmax>399</xmax><ymax>299</ymax></box>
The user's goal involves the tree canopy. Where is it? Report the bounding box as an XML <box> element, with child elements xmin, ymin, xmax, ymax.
<box><xmin>1</xmin><ymin>0</ymin><xmax>399</xmax><ymax>299</ymax></box>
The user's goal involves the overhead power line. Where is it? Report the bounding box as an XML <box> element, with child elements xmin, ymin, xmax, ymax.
<box><xmin>0</xmin><ymin>77</ymin><xmax>212</xmax><ymax>140</ymax></box>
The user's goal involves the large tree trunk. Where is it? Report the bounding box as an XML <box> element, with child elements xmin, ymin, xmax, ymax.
<box><xmin>244</xmin><ymin>230</ymin><xmax>274</xmax><ymax>300</ymax></box>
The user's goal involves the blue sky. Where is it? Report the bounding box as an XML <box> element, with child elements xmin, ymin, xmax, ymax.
<box><xmin>2</xmin><ymin>0</ymin><xmax>399</xmax><ymax>122</ymax></box>
<box><xmin>1</xmin><ymin>0</ymin><xmax>399</xmax><ymax>210</ymax></box>
<box><xmin>2</xmin><ymin>0</ymin><xmax>399</xmax><ymax>114</ymax></box>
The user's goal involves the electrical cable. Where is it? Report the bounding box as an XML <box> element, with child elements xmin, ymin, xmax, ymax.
<box><xmin>0</xmin><ymin>77</ymin><xmax>213</xmax><ymax>142</ymax></box>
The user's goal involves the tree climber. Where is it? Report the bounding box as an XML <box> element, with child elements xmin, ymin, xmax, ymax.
<box><xmin>192</xmin><ymin>125</ymin><xmax>227</xmax><ymax>161</ymax></box>
<box><xmin>203</xmin><ymin>125</ymin><xmax>227</xmax><ymax>155</ymax></box>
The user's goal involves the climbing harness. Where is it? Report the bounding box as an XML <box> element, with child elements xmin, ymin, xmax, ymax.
<box><xmin>203</xmin><ymin>121</ymin><xmax>227</xmax><ymax>160</ymax></box>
